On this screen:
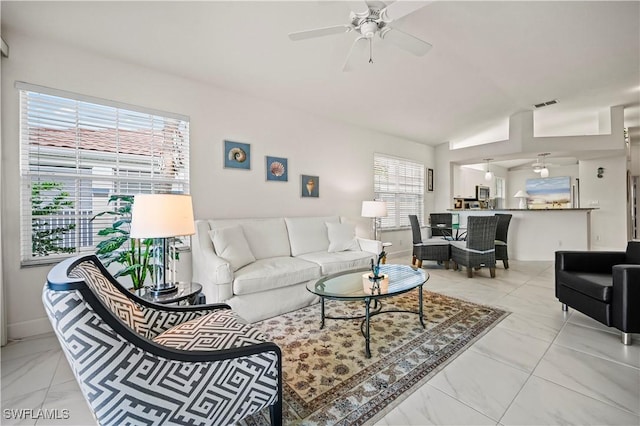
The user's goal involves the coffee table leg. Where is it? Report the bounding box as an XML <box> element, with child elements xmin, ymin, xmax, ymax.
<box><xmin>364</xmin><ymin>297</ymin><xmax>371</xmax><ymax>358</ymax></box>
<box><xmin>419</xmin><ymin>285</ymin><xmax>425</xmax><ymax>328</ymax></box>
<box><xmin>320</xmin><ymin>297</ymin><xmax>325</xmax><ymax>329</ymax></box>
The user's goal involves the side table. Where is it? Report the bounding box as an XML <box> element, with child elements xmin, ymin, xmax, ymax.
<box><xmin>138</xmin><ymin>282</ymin><xmax>203</xmax><ymax>305</ymax></box>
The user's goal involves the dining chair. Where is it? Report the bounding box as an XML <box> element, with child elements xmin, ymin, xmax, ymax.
<box><xmin>495</xmin><ymin>213</ymin><xmax>512</xmax><ymax>269</ymax></box>
<box><xmin>429</xmin><ymin>213</ymin><xmax>453</xmax><ymax>240</ymax></box>
<box><xmin>450</xmin><ymin>215</ymin><xmax>499</xmax><ymax>278</ymax></box>
<box><xmin>409</xmin><ymin>214</ymin><xmax>450</xmax><ymax>268</ymax></box>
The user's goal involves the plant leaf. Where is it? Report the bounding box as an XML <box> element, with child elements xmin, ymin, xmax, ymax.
<box><xmin>95</xmin><ymin>237</ymin><xmax>128</xmax><ymax>255</ymax></box>
<box><xmin>97</xmin><ymin>228</ymin><xmax>127</xmax><ymax>236</ymax></box>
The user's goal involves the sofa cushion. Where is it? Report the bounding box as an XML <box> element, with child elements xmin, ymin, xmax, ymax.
<box><xmin>422</xmin><ymin>238</ymin><xmax>450</xmax><ymax>246</ymax></box>
<box><xmin>297</xmin><ymin>250</ymin><xmax>376</xmax><ymax>276</ymax></box>
<box><xmin>152</xmin><ymin>309</ymin><xmax>266</xmax><ymax>350</ymax></box>
<box><xmin>233</xmin><ymin>257</ymin><xmax>322</xmax><ymax>296</ymax></box>
<box><xmin>285</xmin><ymin>216</ymin><xmax>340</xmax><ymax>256</ymax></box>
<box><xmin>209</xmin><ymin>226</ymin><xmax>256</xmax><ymax>272</ymax></box>
<box><xmin>208</xmin><ymin>218</ymin><xmax>291</xmax><ymax>260</ymax></box>
<box><xmin>326</xmin><ymin>222</ymin><xmax>359</xmax><ymax>253</ymax></box>
<box><xmin>557</xmin><ymin>270</ymin><xmax>613</xmax><ymax>302</ymax></box>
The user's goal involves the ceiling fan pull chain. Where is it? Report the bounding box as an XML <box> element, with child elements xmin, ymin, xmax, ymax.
<box><xmin>369</xmin><ymin>38</ymin><xmax>373</xmax><ymax>64</ymax></box>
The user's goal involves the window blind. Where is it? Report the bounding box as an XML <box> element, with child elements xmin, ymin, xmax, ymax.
<box><xmin>18</xmin><ymin>83</ymin><xmax>190</xmax><ymax>265</ymax></box>
<box><xmin>373</xmin><ymin>153</ymin><xmax>424</xmax><ymax>229</ymax></box>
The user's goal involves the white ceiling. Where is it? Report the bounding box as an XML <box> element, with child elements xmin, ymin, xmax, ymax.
<box><xmin>3</xmin><ymin>1</ymin><xmax>640</xmax><ymax>149</ymax></box>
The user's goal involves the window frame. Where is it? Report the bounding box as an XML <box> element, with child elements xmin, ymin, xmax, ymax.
<box><xmin>18</xmin><ymin>82</ymin><xmax>190</xmax><ymax>266</ymax></box>
<box><xmin>373</xmin><ymin>153</ymin><xmax>425</xmax><ymax>230</ymax></box>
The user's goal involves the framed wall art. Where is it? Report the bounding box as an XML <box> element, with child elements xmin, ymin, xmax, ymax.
<box><xmin>266</xmin><ymin>156</ymin><xmax>288</xmax><ymax>182</ymax></box>
<box><xmin>224</xmin><ymin>140</ymin><xmax>250</xmax><ymax>170</ymax></box>
<box><xmin>525</xmin><ymin>176</ymin><xmax>571</xmax><ymax>209</ymax></box>
<box><xmin>301</xmin><ymin>174</ymin><xmax>319</xmax><ymax>198</ymax></box>
<box><xmin>427</xmin><ymin>168</ymin><xmax>434</xmax><ymax>192</ymax></box>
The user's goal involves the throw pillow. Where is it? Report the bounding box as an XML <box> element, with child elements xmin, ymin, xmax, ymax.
<box><xmin>209</xmin><ymin>225</ymin><xmax>256</xmax><ymax>271</ymax></box>
<box><xmin>326</xmin><ymin>222</ymin><xmax>359</xmax><ymax>253</ymax></box>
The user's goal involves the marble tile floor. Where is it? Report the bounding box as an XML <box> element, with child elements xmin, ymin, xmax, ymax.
<box><xmin>2</xmin><ymin>257</ymin><xmax>639</xmax><ymax>425</ymax></box>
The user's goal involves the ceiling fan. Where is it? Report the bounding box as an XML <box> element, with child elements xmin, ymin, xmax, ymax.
<box><xmin>288</xmin><ymin>1</ymin><xmax>433</xmax><ymax>71</ymax></box>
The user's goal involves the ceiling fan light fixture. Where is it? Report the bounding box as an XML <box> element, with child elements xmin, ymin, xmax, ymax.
<box><xmin>540</xmin><ymin>167</ymin><xmax>549</xmax><ymax>178</ymax></box>
<box><xmin>360</xmin><ymin>21</ymin><xmax>378</xmax><ymax>38</ymax></box>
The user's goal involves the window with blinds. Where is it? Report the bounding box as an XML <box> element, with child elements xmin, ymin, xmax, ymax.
<box><xmin>373</xmin><ymin>153</ymin><xmax>424</xmax><ymax>229</ymax></box>
<box><xmin>18</xmin><ymin>82</ymin><xmax>190</xmax><ymax>265</ymax></box>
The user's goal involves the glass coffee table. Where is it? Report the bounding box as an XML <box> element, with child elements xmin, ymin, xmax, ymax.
<box><xmin>307</xmin><ymin>264</ymin><xmax>429</xmax><ymax>358</ymax></box>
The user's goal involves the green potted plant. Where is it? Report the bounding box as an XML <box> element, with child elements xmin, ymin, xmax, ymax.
<box><xmin>92</xmin><ymin>195</ymin><xmax>153</xmax><ymax>290</ymax></box>
<box><xmin>31</xmin><ymin>181</ymin><xmax>76</xmax><ymax>256</ymax></box>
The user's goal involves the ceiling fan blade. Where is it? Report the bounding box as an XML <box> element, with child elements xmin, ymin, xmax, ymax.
<box><xmin>288</xmin><ymin>25</ymin><xmax>353</xmax><ymax>41</ymax></box>
<box><xmin>343</xmin><ymin>37</ymin><xmax>369</xmax><ymax>72</ymax></box>
<box><xmin>380</xmin><ymin>1</ymin><xmax>431</xmax><ymax>22</ymax></box>
<box><xmin>346</xmin><ymin>1</ymin><xmax>370</xmax><ymax>14</ymax></box>
<box><xmin>379</xmin><ymin>27</ymin><xmax>432</xmax><ymax>56</ymax></box>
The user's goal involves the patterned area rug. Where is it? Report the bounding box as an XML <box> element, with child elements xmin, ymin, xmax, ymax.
<box><xmin>242</xmin><ymin>289</ymin><xmax>508</xmax><ymax>425</ymax></box>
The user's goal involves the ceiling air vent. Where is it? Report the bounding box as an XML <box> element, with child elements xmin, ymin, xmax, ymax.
<box><xmin>534</xmin><ymin>99</ymin><xmax>558</xmax><ymax>108</ymax></box>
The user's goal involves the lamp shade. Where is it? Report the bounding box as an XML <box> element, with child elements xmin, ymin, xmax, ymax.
<box><xmin>513</xmin><ymin>190</ymin><xmax>526</xmax><ymax>198</ymax></box>
<box><xmin>130</xmin><ymin>194</ymin><xmax>195</xmax><ymax>238</ymax></box>
<box><xmin>361</xmin><ymin>200</ymin><xmax>387</xmax><ymax>218</ymax></box>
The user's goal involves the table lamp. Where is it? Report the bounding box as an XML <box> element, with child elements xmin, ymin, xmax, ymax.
<box><xmin>513</xmin><ymin>190</ymin><xmax>527</xmax><ymax>209</ymax></box>
<box><xmin>361</xmin><ymin>200</ymin><xmax>387</xmax><ymax>241</ymax></box>
<box><xmin>130</xmin><ymin>194</ymin><xmax>195</xmax><ymax>295</ymax></box>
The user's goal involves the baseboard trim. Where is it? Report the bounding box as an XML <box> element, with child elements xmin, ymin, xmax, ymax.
<box><xmin>387</xmin><ymin>249</ymin><xmax>412</xmax><ymax>258</ymax></box>
<box><xmin>8</xmin><ymin>316</ymin><xmax>53</xmax><ymax>340</ymax></box>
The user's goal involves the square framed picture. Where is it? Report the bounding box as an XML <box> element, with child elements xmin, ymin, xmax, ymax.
<box><xmin>266</xmin><ymin>156</ymin><xmax>288</xmax><ymax>182</ymax></box>
<box><xmin>301</xmin><ymin>174</ymin><xmax>319</xmax><ymax>198</ymax></box>
<box><xmin>224</xmin><ymin>140</ymin><xmax>250</xmax><ymax>170</ymax></box>
<box><xmin>427</xmin><ymin>168</ymin><xmax>434</xmax><ymax>191</ymax></box>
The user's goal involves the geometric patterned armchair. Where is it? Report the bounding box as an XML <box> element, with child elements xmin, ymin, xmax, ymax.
<box><xmin>43</xmin><ymin>254</ymin><xmax>282</xmax><ymax>426</ymax></box>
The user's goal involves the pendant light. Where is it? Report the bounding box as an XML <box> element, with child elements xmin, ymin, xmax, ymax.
<box><xmin>538</xmin><ymin>153</ymin><xmax>550</xmax><ymax>178</ymax></box>
<box><xmin>484</xmin><ymin>158</ymin><xmax>493</xmax><ymax>181</ymax></box>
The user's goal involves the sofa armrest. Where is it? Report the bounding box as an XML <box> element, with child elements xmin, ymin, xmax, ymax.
<box><xmin>193</xmin><ymin>252</ymin><xmax>234</xmax><ymax>303</ymax></box>
<box><xmin>611</xmin><ymin>264</ymin><xmax>640</xmax><ymax>333</ymax></box>
<box><xmin>192</xmin><ymin>221</ymin><xmax>234</xmax><ymax>303</ymax></box>
<box><xmin>356</xmin><ymin>237</ymin><xmax>382</xmax><ymax>255</ymax></box>
<box><xmin>555</xmin><ymin>250</ymin><xmax>626</xmax><ymax>274</ymax></box>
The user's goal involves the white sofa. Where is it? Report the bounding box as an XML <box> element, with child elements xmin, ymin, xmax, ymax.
<box><xmin>192</xmin><ymin>215</ymin><xmax>381</xmax><ymax>323</ymax></box>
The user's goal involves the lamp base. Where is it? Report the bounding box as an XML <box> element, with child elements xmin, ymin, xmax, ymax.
<box><xmin>146</xmin><ymin>283</ymin><xmax>178</xmax><ymax>296</ymax></box>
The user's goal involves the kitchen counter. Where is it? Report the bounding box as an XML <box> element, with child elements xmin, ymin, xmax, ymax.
<box><xmin>448</xmin><ymin>208</ymin><xmax>597</xmax><ymax>212</ymax></box>
<box><xmin>446</xmin><ymin>209</ymin><xmax>595</xmax><ymax>261</ymax></box>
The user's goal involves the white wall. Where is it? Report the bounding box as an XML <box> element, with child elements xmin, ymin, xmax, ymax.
<box><xmin>0</xmin><ymin>4</ymin><xmax>6</xmax><ymax>346</ymax></box>
<box><xmin>579</xmin><ymin>156</ymin><xmax>628</xmax><ymax>250</ymax></box>
<box><xmin>1</xmin><ymin>32</ymin><xmax>433</xmax><ymax>338</ymax></box>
